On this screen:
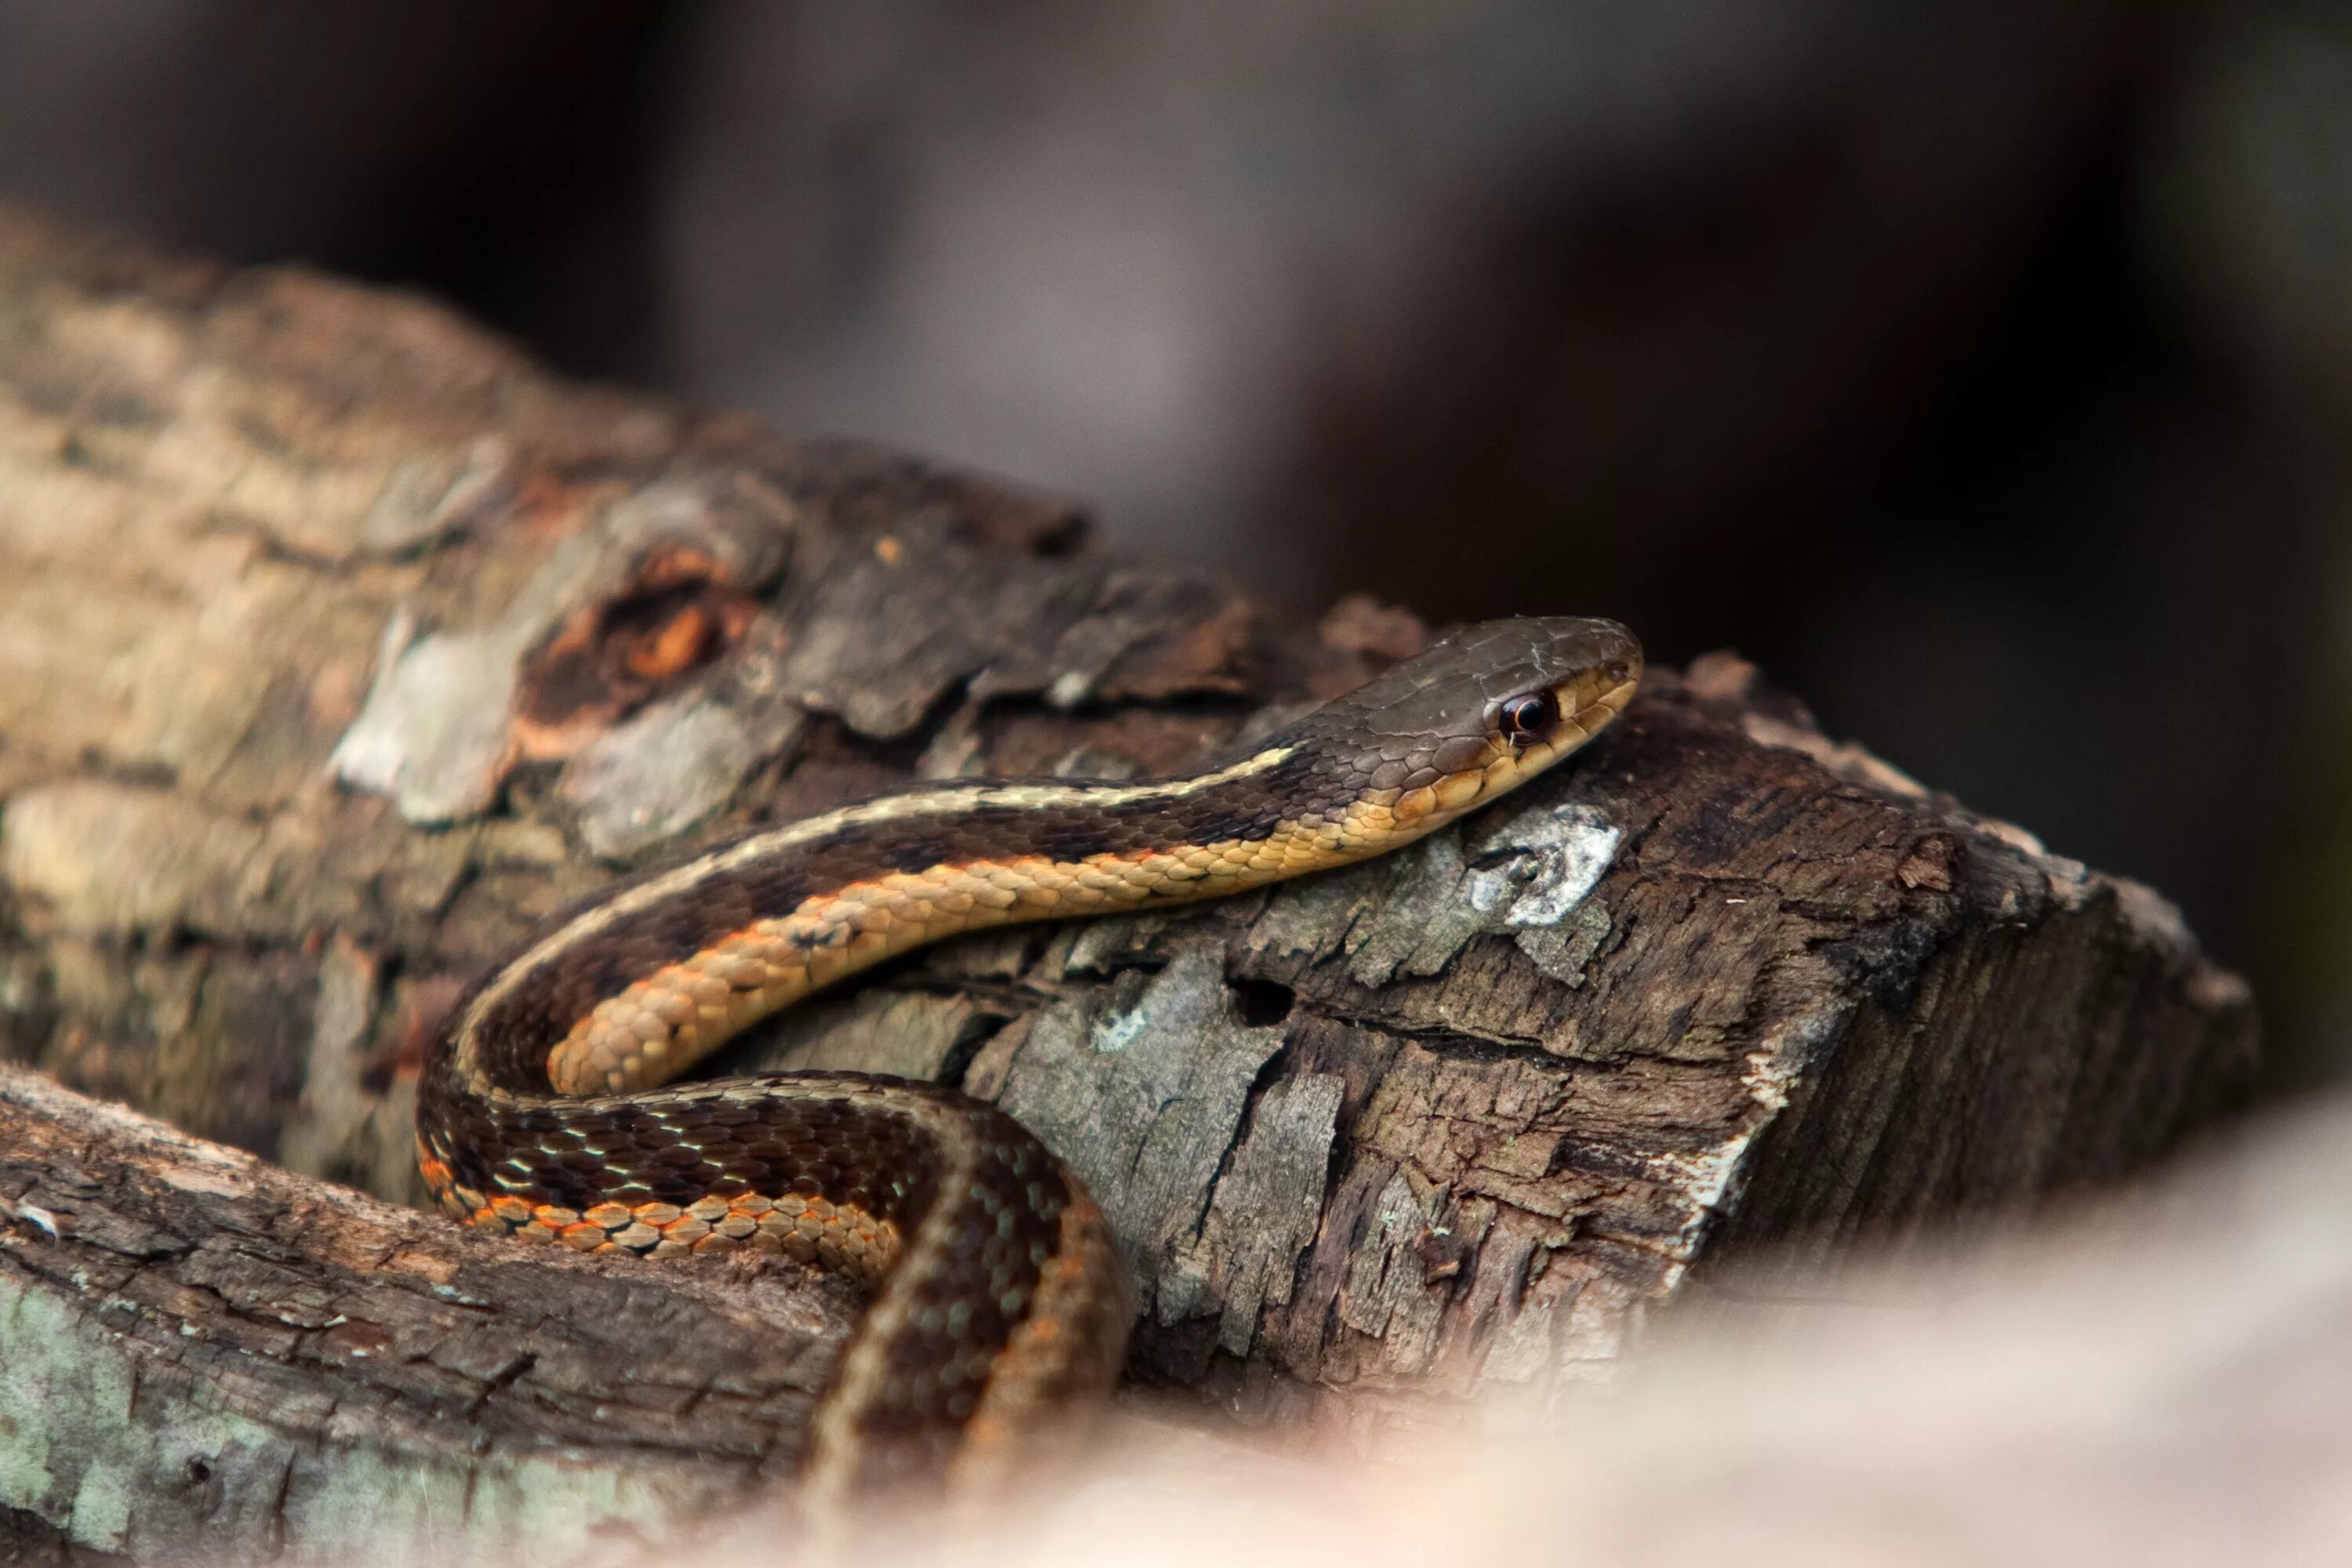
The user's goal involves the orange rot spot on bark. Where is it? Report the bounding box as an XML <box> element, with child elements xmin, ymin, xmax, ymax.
<box><xmin>511</xmin><ymin>546</ymin><xmax>757</xmax><ymax>759</ymax></box>
<box><xmin>626</xmin><ymin>602</ymin><xmax>713</xmax><ymax>680</ymax></box>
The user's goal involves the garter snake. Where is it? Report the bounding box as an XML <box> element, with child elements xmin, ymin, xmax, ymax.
<box><xmin>416</xmin><ymin>615</ymin><xmax>1642</xmax><ymax>1504</ymax></box>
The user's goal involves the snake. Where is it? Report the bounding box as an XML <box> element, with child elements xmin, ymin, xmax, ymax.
<box><xmin>416</xmin><ymin>614</ymin><xmax>1642</xmax><ymax>1505</ymax></box>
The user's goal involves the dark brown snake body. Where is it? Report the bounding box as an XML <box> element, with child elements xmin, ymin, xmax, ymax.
<box><xmin>416</xmin><ymin>615</ymin><xmax>1642</xmax><ymax>1503</ymax></box>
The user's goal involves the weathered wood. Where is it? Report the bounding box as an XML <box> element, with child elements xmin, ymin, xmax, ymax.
<box><xmin>0</xmin><ymin>1065</ymin><xmax>844</xmax><ymax>1566</ymax></box>
<box><xmin>0</xmin><ymin>205</ymin><xmax>2256</xmax><ymax>1559</ymax></box>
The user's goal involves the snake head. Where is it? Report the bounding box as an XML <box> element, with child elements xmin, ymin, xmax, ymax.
<box><xmin>1299</xmin><ymin>615</ymin><xmax>1644</xmax><ymax>826</ymax></box>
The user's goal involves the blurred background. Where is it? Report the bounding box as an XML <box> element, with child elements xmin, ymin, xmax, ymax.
<box><xmin>0</xmin><ymin>0</ymin><xmax>2345</xmax><ymax>1088</ymax></box>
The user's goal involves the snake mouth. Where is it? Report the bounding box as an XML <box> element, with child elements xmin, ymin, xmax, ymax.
<box><xmin>1592</xmin><ymin>677</ymin><xmax>1640</xmax><ymax>724</ymax></box>
<box><xmin>1561</xmin><ymin>663</ymin><xmax>1643</xmax><ymax>743</ymax></box>
<box><xmin>1545</xmin><ymin>617</ymin><xmax>1642</xmax><ymax>743</ymax></box>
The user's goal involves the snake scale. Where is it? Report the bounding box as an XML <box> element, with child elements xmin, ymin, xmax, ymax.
<box><xmin>416</xmin><ymin>615</ymin><xmax>1642</xmax><ymax>1504</ymax></box>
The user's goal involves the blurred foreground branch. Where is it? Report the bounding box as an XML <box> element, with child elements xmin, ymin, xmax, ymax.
<box><xmin>782</xmin><ymin>1091</ymin><xmax>2352</xmax><ymax>1568</ymax></box>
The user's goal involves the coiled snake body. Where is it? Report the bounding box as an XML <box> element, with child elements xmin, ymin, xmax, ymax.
<box><xmin>417</xmin><ymin>615</ymin><xmax>1642</xmax><ymax>1503</ymax></box>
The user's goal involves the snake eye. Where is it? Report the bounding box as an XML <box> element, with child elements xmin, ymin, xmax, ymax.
<box><xmin>1497</xmin><ymin>690</ymin><xmax>1560</xmax><ymax>749</ymax></box>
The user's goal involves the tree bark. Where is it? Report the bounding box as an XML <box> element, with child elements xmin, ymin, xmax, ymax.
<box><xmin>0</xmin><ymin>205</ymin><xmax>2256</xmax><ymax>1561</ymax></box>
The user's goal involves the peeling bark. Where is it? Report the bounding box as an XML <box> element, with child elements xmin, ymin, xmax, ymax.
<box><xmin>0</xmin><ymin>206</ymin><xmax>2256</xmax><ymax>1559</ymax></box>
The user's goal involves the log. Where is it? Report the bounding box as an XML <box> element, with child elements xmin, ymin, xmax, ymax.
<box><xmin>0</xmin><ymin>1065</ymin><xmax>841</xmax><ymax>1566</ymax></box>
<box><xmin>0</xmin><ymin>205</ymin><xmax>2256</xmax><ymax>1562</ymax></box>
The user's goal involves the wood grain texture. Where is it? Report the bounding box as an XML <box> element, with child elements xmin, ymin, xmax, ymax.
<box><xmin>0</xmin><ymin>1063</ymin><xmax>845</xmax><ymax>1565</ymax></box>
<box><xmin>0</xmin><ymin>205</ymin><xmax>2256</xmax><ymax>1559</ymax></box>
